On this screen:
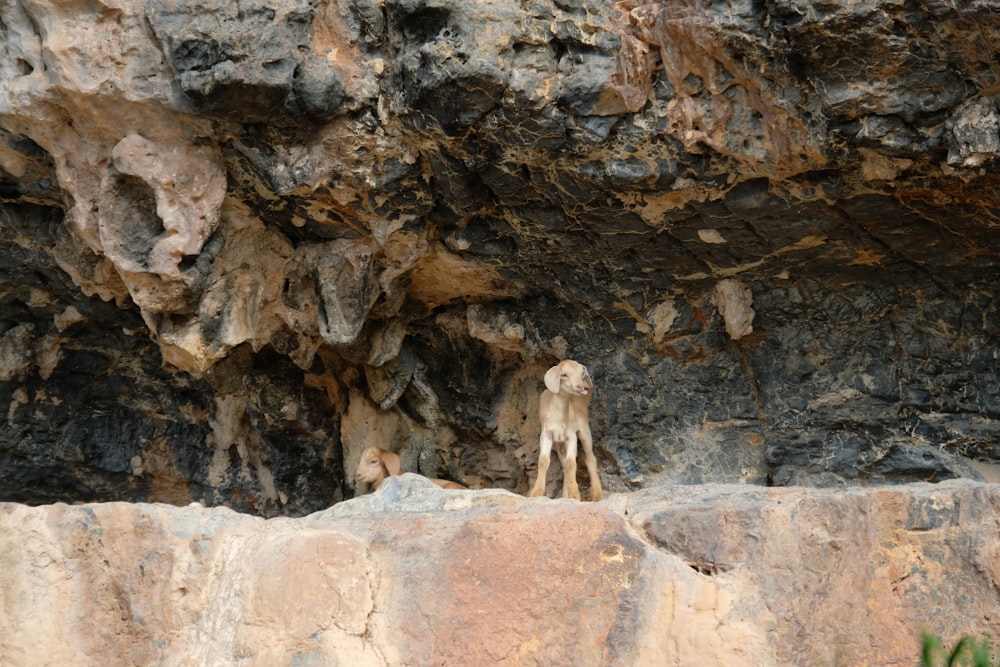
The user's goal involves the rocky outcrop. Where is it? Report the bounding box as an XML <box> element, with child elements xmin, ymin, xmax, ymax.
<box><xmin>2</xmin><ymin>477</ymin><xmax>999</xmax><ymax>666</ymax></box>
<box><xmin>3</xmin><ymin>0</ymin><xmax>1000</xmax><ymax>510</ymax></box>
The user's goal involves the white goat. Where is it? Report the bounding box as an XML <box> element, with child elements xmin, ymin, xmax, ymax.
<box><xmin>528</xmin><ymin>359</ymin><xmax>603</xmax><ymax>501</ymax></box>
<box><xmin>354</xmin><ymin>446</ymin><xmax>466</xmax><ymax>492</ymax></box>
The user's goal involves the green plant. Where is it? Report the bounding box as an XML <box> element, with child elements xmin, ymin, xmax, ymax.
<box><xmin>921</xmin><ymin>633</ymin><xmax>997</xmax><ymax>667</ymax></box>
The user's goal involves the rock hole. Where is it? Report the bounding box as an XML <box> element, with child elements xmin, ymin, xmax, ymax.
<box><xmin>173</xmin><ymin>38</ymin><xmax>225</xmax><ymax>73</ymax></box>
<box><xmin>7</xmin><ymin>134</ymin><xmax>48</xmax><ymax>161</ymax></box>
<box><xmin>286</xmin><ymin>8</ymin><xmax>312</xmax><ymax>26</ymax></box>
<box><xmin>397</xmin><ymin>7</ymin><xmax>452</xmax><ymax>44</ymax></box>
<box><xmin>685</xmin><ymin>560</ymin><xmax>725</xmax><ymax>575</ymax></box>
<box><xmin>238</xmin><ymin>6</ymin><xmax>275</xmax><ymax>22</ymax></box>
<box><xmin>682</xmin><ymin>73</ymin><xmax>703</xmax><ymax>92</ymax></box>
<box><xmin>164</xmin><ymin>313</ymin><xmax>194</xmax><ymax>328</ymax></box>
<box><xmin>104</xmin><ymin>174</ymin><xmax>163</xmax><ymax>270</ymax></box>
<box><xmin>551</xmin><ymin>39</ymin><xmax>568</xmax><ymax>61</ymax></box>
<box><xmin>178</xmin><ymin>254</ymin><xmax>199</xmax><ymax>272</ymax></box>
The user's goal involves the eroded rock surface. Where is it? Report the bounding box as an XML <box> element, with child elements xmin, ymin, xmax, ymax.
<box><xmin>2</xmin><ymin>477</ymin><xmax>999</xmax><ymax>666</ymax></box>
<box><xmin>3</xmin><ymin>0</ymin><xmax>1000</xmax><ymax>510</ymax></box>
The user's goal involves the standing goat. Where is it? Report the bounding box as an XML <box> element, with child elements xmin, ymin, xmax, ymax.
<box><xmin>354</xmin><ymin>446</ymin><xmax>466</xmax><ymax>493</ymax></box>
<box><xmin>528</xmin><ymin>359</ymin><xmax>603</xmax><ymax>501</ymax></box>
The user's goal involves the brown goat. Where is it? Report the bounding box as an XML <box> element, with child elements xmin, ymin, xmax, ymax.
<box><xmin>354</xmin><ymin>446</ymin><xmax>466</xmax><ymax>492</ymax></box>
<box><xmin>527</xmin><ymin>359</ymin><xmax>603</xmax><ymax>501</ymax></box>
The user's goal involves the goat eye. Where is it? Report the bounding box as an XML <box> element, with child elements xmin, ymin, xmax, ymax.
<box><xmin>560</xmin><ymin>373</ymin><xmax>567</xmax><ymax>378</ymax></box>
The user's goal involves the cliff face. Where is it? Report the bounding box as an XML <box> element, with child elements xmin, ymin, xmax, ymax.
<box><xmin>3</xmin><ymin>0</ymin><xmax>1000</xmax><ymax>511</ymax></box>
<box><xmin>3</xmin><ymin>478</ymin><xmax>1000</xmax><ymax>666</ymax></box>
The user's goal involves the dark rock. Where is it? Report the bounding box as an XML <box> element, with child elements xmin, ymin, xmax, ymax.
<box><xmin>5</xmin><ymin>0</ymin><xmax>1000</xmax><ymax>511</ymax></box>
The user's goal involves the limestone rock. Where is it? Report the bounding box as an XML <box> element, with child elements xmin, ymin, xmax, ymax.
<box><xmin>947</xmin><ymin>97</ymin><xmax>1000</xmax><ymax>167</ymax></box>
<box><xmin>2</xmin><ymin>478</ymin><xmax>999</xmax><ymax>665</ymax></box>
<box><xmin>4</xmin><ymin>0</ymin><xmax>1000</xmax><ymax>510</ymax></box>
<box><xmin>713</xmin><ymin>279</ymin><xmax>755</xmax><ymax>340</ymax></box>
<box><xmin>0</xmin><ymin>323</ymin><xmax>35</xmax><ymax>382</ymax></box>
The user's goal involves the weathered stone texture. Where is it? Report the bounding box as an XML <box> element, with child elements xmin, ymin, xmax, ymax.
<box><xmin>3</xmin><ymin>0</ymin><xmax>1000</xmax><ymax>511</ymax></box>
<box><xmin>2</xmin><ymin>477</ymin><xmax>999</xmax><ymax>666</ymax></box>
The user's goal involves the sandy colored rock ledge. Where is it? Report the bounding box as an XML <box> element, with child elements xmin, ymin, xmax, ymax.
<box><xmin>2</xmin><ymin>476</ymin><xmax>998</xmax><ymax>666</ymax></box>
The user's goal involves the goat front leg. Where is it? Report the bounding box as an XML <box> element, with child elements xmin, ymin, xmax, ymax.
<box><xmin>529</xmin><ymin>430</ymin><xmax>554</xmax><ymax>497</ymax></box>
<box><xmin>579</xmin><ymin>426</ymin><xmax>602</xmax><ymax>501</ymax></box>
<box><xmin>561</xmin><ymin>434</ymin><xmax>580</xmax><ymax>500</ymax></box>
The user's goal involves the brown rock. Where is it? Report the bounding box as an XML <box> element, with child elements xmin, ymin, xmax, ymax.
<box><xmin>3</xmin><ymin>477</ymin><xmax>999</xmax><ymax>665</ymax></box>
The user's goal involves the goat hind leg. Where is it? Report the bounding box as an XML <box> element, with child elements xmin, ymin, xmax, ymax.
<box><xmin>529</xmin><ymin>432</ymin><xmax>554</xmax><ymax>497</ymax></box>
<box><xmin>579</xmin><ymin>427</ymin><xmax>602</xmax><ymax>501</ymax></box>
<box><xmin>561</xmin><ymin>435</ymin><xmax>581</xmax><ymax>500</ymax></box>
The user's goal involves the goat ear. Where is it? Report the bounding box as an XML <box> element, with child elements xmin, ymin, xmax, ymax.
<box><xmin>382</xmin><ymin>450</ymin><xmax>403</xmax><ymax>476</ymax></box>
<box><xmin>543</xmin><ymin>364</ymin><xmax>562</xmax><ymax>393</ymax></box>
<box><xmin>582</xmin><ymin>366</ymin><xmax>593</xmax><ymax>388</ymax></box>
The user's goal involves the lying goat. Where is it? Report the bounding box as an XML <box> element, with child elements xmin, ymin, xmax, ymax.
<box><xmin>528</xmin><ymin>359</ymin><xmax>603</xmax><ymax>501</ymax></box>
<box><xmin>354</xmin><ymin>446</ymin><xmax>466</xmax><ymax>492</ymax></box>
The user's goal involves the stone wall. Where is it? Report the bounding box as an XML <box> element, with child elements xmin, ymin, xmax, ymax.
<box><xmin>2</xmin><ymin>0</ymin><xmax>1000</xmax><ymax>510</ymax></box>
